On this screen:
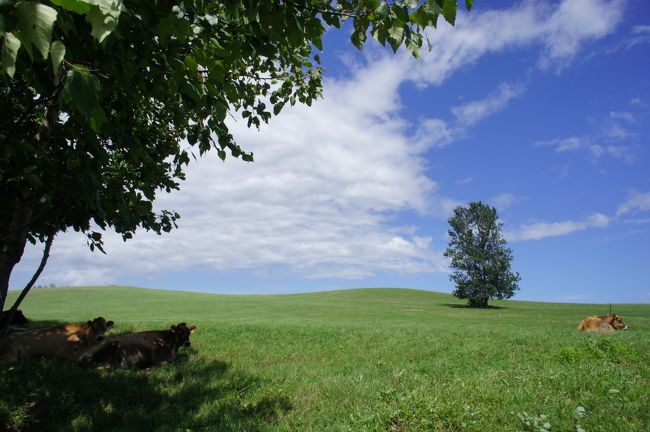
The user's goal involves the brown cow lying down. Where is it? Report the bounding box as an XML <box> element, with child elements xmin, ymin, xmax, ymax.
<box><xmin>0</xmin><ymin>317</ymin><xmax>114</xmax><ymax>363</ymax></box>
<box><xmin>578</xmin><ymin>314</ymin><xmax>629</xmax><ymax>333</ymax></box>
<box><xmin>78</xmin><ymin>323</ymin><xmax>196</xmax><ymax>369</ymax></box>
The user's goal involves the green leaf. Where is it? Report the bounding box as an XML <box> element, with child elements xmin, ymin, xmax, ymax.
<box><xmin>374</xmin><ymin>3</ymin><xmax>389</xmax><ymax>18</ymax></box>
<box><xmin>50</xmin><ymin>40</ymin><xmax>65</xmax><ymax>72</ymax></box>
<box><xmin>387</xmin><ymin>26</ymin><xmax>404</xmax><ymax>52</ymax></box>
<box><xmin>180</xmin><ymin>80</ymin><xmax>201</xmax><ymax>104</ymax></box>
<box><xmin>183</xmin><ymin>55</ymin><xmax>197</xmax><ymax>72</ymax></box>
<box><xmin>1</xmin><ymin>31</ymin><xmax>20</xmax><ymax>77</ymax></box>
<box><xmin>362</xmin><ymin>0</ymin><xmax>380</xmax><ymax>10</ymax></box>
<box><xmin>442</xmin><ymin>0</ymin><xmax>457</xmax><ymax>25</ymax></box>
<box><xmin>15</xmin><ymin>1</ymin><xmax>58</xmax><ymax>60</ymax></box>
<box><xmin>62</xmin><ymin>66</ymin><xmax>101</xmax><ymax>120</ymax></box>
<box><xmin>50</xmin><ymin>0</ymin><xmax>92</xmax><ymax>14</ymax></box>
<box><xmin>465</xmin><ymin>0</ymin><xmax>474</xmax><ymax>12</ymax></box>
<box><xmin>85</xmin><ymin>0</ymin><xmax>122</xmax><ymax>43</ymax></box>
<box><xmin>25</xmin><ymin>172</ymin><xmax>42</xmax><ymax>188</ymax></box>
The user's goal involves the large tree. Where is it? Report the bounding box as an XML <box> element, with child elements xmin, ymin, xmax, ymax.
<box><xmin>444</xmin><ymin>201</ymin><xmax>520</xmax><ymax>308</ymax></box>
<box><xmin>0</xmin><ymin>0</ymin><xmax>474</xmax><ymax>315</ymax></box>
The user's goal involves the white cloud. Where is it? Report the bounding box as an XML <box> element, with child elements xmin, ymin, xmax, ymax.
<box><xmin>15</xmin><ymin>61</ymin><xmax>449</xmax><ymax>286</ymax></box>
<box><xmin>534</xmin><ymin>132</ymin><xmax>636</xmax><ymax>162</ymax></box>
<box><xmin>414</xmin><ymin>80</ymin><xmax>525</xmax><ymax>150</ymax></box>
<box><xmin>535</xmin><ymin>137</ymin><xmax>586</xmax><ymax>152</ymax></box>
<box><xmin>629</xmin><ymin>98</ymin><xmax>647</xmax><ymax>107</ymax></box>
<box><xmin>11</xmin><ymin>0</ymin><xmax>627</xmax><ymax>287</ymax></box>
<box><xmin>506</xmin><ymin>213</ymin><xmax>610</xmax><ymax>241</ymax></box>
<box><xmin>617</xmin><ymin>191</ymin><xmax>650</xmax><ymax>216</ymax></box>
<box><xmin>625</xmin><ymin>24</ymin><xmax>650</xmax><ymax>49</ymax></box>
<box><xmin>489</xmin><ymin>193</ymin><xmax>519</xmax><ymax>211</ymax></box>
<box><xmin>456</xmin><ymin>177</ymin><xmax>474</xmax><ymax>185</ymax></box>
<box><xmin>452</xmin><ymin>82</ymin><xmax>525</xmax><ymax>127</ymax></box>
<box><xmin>406</xmin><ymin>0</ymin><xmax>624</xmax><ymax>85</ymax></box>
<box><xmin>413</xmin><ymin>118</ymin><xmax>455</xmax><ymax>150</ymax></box>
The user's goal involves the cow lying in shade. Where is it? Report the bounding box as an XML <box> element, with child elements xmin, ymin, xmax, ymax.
<box><xmin>78</xmin><ymin>323</ymin><xmax>196</xmax><ymax>369</ymax></box>
<box><xmin>0</xmin><ymin>317</ymin><xmax>114</xmax><ymax>363</ymax></box>
<box><xmin>578</xmin><ymin>314</ymin><xmax>629</xmax><ymax>333</ymax></box>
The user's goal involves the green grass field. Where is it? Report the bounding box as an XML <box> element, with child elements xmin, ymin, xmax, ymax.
<box><xmin>1</xmin><ymin>286</ymin><xmax>648</xmax><ymax>432</ymax></box>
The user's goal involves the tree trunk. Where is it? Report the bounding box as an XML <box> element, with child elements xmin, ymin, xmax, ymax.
<box><xmin>0</xmin><ymin>75</ymin><xmax>62</xmax><ymax>313</ymax></box>
<box><xmin>0</xmin><ymin>202</ymin><xmax>33</xmax><ymax>313</ymax></box>
<box><xmin>1</xmin><ymin>233</ymin><xmax>54</xmax><ymax>337</ymax></box>
<box><xmin>469</xmin><ymin>296</ymin><xmax>489</xmax><ymax>308</ymax></box>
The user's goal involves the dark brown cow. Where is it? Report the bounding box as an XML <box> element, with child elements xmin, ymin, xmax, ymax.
<box><xmin>578</xmin><ymin>314</ymin><xmax>629</xmax><ymax>333</ymax></box>
<box><xmin>78</xmin><ymin>322</ymin><xmax>196</xmax><ymax>369</ymax></box>
<box><xmin>0</xmin><ymin>317</ymin><xmax>114</xmax><ymax>363</ymax></box>
<box><xmin>0</xmin><ymin>309</ymin><xmax>29</xmax><ymax>327</ymax></box>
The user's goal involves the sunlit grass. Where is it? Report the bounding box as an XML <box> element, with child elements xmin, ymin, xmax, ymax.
<box><xmin>2</xmin><ymin>286</ymin><xmax>648</xmax><ymax>431</ymax></box>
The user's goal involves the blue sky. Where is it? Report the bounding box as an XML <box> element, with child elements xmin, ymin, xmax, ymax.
<box><xmin>11</xmin><ymin>0</ymin><xmax>650</xmax><ymax>303</ymax></box>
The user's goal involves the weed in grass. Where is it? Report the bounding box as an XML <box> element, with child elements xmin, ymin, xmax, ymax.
<box><xmin>573</xmin><ymin>406</ymin><xmax>587</xmax><ymax>432</ymax></box>
<box><xmin>514</xmin><ymin>412</ymin><xmax>551</xmax><ymax>432</ymax></box>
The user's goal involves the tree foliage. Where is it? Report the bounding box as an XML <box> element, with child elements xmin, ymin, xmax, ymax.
<box><xmin>0</xmin><ymin>0</ymin><xmax>474</xmax><ymax>312</ymax></box>
<box><xmin>444</xmin><ymin>201</ymin><xmax>520</xmax><ymax>308</ymax></box>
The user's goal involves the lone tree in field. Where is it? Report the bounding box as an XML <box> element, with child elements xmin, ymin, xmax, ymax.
<box><xmin>444</xmin><ymin>201</ymin><xmax>520</xmax><ymax>308</ymax></box>
<box><xmin>0</xmin><ymin>1</ymin><xmax>475</xmax><ymax>318</ymax></box>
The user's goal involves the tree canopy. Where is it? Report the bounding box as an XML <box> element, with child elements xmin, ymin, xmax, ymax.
<box><xmin>0</xmin><ymin>0</ymin><xmax>474</xmax><ymax>313</ymax></box>
<box><xmin>444</xmin><ymin>201</ymin><xmax>520</xmax><ymax>308</ymax></box>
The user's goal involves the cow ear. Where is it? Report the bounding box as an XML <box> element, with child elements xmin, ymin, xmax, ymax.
<box><xmin>87</xmin><ymin>320</ymin><xmax>93</xmax><ymax>326</ymax></box>
<box><xmin>170</xmin><ymin>325</ymin><xmax>177</xmax><ymax>332</ymax></box>
<box><xmin>107</xmin><ymin>320</ymin><xmax>114</xmax><ymax>327</ymax></box>
<box><xmin>189</xmin><ymin>325</ymin><xmax>197</xmax><ymax>333</ymax></box>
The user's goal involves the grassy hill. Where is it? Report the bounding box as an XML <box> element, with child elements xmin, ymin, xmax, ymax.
<box><xmin>2</xmin><ymin>286</ymin><xmax>649</xmax><ymax>431</ymax></box>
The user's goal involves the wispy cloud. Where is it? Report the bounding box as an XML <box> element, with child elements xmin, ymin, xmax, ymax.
<box><xmin>506</xmin><ymin>213</ymin><xmax>610</xmax><ymax>241</ymax></box>
<box><xmin>489</xmin><ymin>193</ymin><xmax>520</xmax><ymax>211</ymax></box>
<box><xmin>452</xmin><ymin>82</ymin><xmax>525</xmax><ymax>127</ymax></box>
<box><xmin>415</xmin><ymin>80</ymin><xmax>525</xmax><ymax>150</ymax></box>
<box><xmin>625</xmin><ymin>24</ymin><xmax>650</xmax><ymax>49</ymax></box>
<box><xmin>456</xmin><ymin>177</ymin><xmax>474</xmax><ymax>186</ymax></box>
<box><xmin>617</xmin><ymin>191</ymin><xmax>650</xmax><ymax>216</ymax></box>
<box><xmin>534</xmin><ymin>109</ymin><xmax>638</xmax><ymax>163</ymax></box>
<box><xmin>407</xmin><ymin>0</ymin><xmax>625</xmax><ymax>85</ymax></box>
<box><xmin>534</xmin><ymin>136</ymin><xmax>635</xmax><ymax>162</ymax></box>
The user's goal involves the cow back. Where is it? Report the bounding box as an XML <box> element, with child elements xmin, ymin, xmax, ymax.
<box><xmin>0</xmin><ymin>319</ymin><xmax>111</xmax><ymax>363</ymax></box>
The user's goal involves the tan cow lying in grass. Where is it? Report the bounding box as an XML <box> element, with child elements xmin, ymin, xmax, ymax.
<box><xmin>0</xmin><ymin>317</ymin><xmax>114</xmax><ymax>363</ymax></box>
<box><xmin>78</xmin><ymin>322</ymin><xmax>196</xmax><ymax>369</ymax></box>
<box><xmin>578</xmin><ymin>314</ymin><xmax>629</xmax><ymax>333</ymax></box>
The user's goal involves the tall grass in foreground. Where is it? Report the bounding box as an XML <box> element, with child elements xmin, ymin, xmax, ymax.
<box><xmin>1</xmin><ymin>286</ymin><xmax>648</xmax><ymax>431</ymax></box>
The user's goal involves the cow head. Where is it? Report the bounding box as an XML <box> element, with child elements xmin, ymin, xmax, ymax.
<box><xmin>608</xmin><ymin>314</ymin><xmax>629</xmax><ymax>330</ymax></box>
<box><xmin>170</xmin><ymin>322</ymin><xmax>197</xmax><ymax>348</ymax></box>
<box><xmin>87</xmin><ymin>317</ymin><xmax>115</xmax><ymax>341</ymax></box>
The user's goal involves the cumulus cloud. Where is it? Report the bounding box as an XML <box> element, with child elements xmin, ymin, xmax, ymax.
<box><xmin>15</xmin><ymin>60</ymin><xmax>448</xmax><ymax>286</ymax></box>
<box><xmin>506</xmin><ymin>213</ymin><xmax>610</xmax><ymax>241</ymax></box>
<box><xmin>11</xmin><ymin>0</ymin><xmax>627</xmax><ymax>287</ymax></box>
